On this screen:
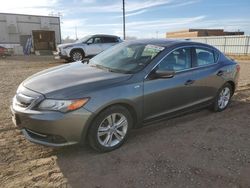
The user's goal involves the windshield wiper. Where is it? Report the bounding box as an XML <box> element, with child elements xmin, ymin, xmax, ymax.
<box><xmin>90</xmin><ymin>64</ymin><xmax>129</xmax><ymax>74</ymax></box>
<box><xmin>107</xmin><ymin>68</ymin><xmax>126</xmax><ymax>74</ymax></box>
<box><xmin>90</xmin><ymin>64</ymin><xmax>110</xmax><ymax>71</ymax></box>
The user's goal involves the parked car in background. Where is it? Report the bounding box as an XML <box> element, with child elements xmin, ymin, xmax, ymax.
<box><xmin>0</xmin><ymin>46</ymin><xmax>8</xmax><ymax>57</ymax></box>
<box><xmin>11</xmin><ymin>39</ymin><xmax>240</xmax><ymax>152</ymax></box>
<box><xmin>56</xmin><ymin>34</ymin><xmax>122</xmax><ymax>61</ymax></box>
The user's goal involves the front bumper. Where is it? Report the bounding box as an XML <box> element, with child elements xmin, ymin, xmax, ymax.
<box><xmin>10</xmin><ymin>104</ymin><xmax>93</xmax><ymax>147</ymax></box>
<box><xmin>54</xmin><ymin>52</ymin><xmax>69</xmax><ymax>60</ymax></box>
<box><xmin>54</xmin><ymin>48</ymin><xmax>70</xmax><ymax>60</ymax></box>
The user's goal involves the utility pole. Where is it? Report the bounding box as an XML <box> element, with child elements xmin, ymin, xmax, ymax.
<box><xmin>122</xmin><ymin>0</ymin><xmax>126</xmax><ymax>40</ymax></box>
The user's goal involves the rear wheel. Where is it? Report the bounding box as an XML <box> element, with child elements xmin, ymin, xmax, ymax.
<box><xmin>70</xmin><ymin>50</ymin><xmax>84</xmax><ymax>61</ymax></box>
<box><xmin>213</xmin><ymin>83</ymin><xmax>233</xmax><ymax>112</ymax></box>
<box><xmin>88</xmin><ymin>105</ymin><xmax>133</xmax><ymax>152</ymax></box>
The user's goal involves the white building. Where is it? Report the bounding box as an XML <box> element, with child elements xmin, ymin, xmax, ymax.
<box><xmin>0</xmin><ymin>13</ymin><xmax>61</xmax><ymax>55</ymax></box>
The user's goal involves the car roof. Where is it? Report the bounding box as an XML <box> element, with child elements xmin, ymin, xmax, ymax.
<box><xmin>92</xmin><ymin>34</ymin><xmax>120</xmax><ymax>38</ymax></box>
<box><xmin>126</xmin><ymin>39</ymin><xmax>214</xmax><ymax>49</ymax></box>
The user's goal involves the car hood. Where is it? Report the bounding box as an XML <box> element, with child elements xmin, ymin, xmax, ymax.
<box><xmin>57</xmin><ymin>43</ymin><xmax>73</xmax><ymax>48</ymax></box>
<box><xmin>57</xmin><ymin>42</ymin><xmax>84</xmax><ymax>48</ymax></box>
<box><xmin>23</xmin><ymin>62</ymin><xmax>132</xmax><ymax>99</ymax></box>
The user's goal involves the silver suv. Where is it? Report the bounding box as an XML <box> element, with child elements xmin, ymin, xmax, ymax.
<box><xmin>56</xmin><ymin>34</ymin><xmax>122</xmax><ymax>61</ymax></box>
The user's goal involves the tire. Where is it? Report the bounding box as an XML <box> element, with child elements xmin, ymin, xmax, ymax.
<box><xmin>88</xmin><ymin>105</ymin><xmax>133</xmax><ymax>152</ymax></box>
<box><xmin>70</xmin><ymin>50</ymin><xmax>84</xmax><ymax>62</ymax></box>
<box><xmin>212</xmin><ymin>83</ymin><xmax>233</xmax><ymax>112</ymax></box>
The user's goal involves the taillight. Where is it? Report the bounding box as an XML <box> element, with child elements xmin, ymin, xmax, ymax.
<box><xmin>236</xmin><ymin>64</ymin><xmax>240</xmax><ymax>72</ymax></box>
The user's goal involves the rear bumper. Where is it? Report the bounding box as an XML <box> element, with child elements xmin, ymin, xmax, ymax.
<box><xmin>10</xmin><ymin>104</ymin><xmax>93</xmax><ymax>147</ymax></box>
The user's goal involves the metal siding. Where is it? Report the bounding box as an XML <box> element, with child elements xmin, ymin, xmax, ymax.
<box><xmin>17</xmin><ymin>22</ymin><xmax>41</xmax><ymax>35</ymax></box>
<box><xmin>0</xmin><ymin>13</ymin><xmax>61</xmax><ymax>48</ymax></box>
<box><xmin>41</xmin><ymin>17</ymin><xmax>50</xmax><ymax>29</ymax></box>
<box><xmin>0</xmin><ymin>22</ymin><xmax>8</xmax><ymax>43</ymax></box>
<box><xmin>6</xmin><ymin>15</ymin><xmax>18</xmax><ymax>34</ymax></box>
<box><xmin>17</xmin><ymin>15</ymin><xmax>41</xmax><ymax>23</ymax></box>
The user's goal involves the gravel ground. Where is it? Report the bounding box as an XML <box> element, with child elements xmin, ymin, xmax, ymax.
<box><xmin>0</xmin><ymin>56</ymin><xmax>250</xmax><ymax>188</ymax></box>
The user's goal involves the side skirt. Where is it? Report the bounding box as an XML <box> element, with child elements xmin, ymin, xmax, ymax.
<box><xmin>141</xmin><ymin>100</ymin><xmax>213</xmax><ymax>127</ymax></box>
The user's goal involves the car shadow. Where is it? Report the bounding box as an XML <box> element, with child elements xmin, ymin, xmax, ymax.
<box><xmin>54</xmin><ymin>89</ymin><xmax>250</xmax><ymax>188</ymax></box>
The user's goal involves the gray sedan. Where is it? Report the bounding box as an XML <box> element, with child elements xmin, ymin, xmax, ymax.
<box><xmin>11</xmin><ymin>39</ymin><xmax>240</xmax><ymax>152</ymax></box>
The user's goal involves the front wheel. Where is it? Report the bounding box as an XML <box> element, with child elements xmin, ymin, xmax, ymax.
<box><xmin>70</xmin><ymin>50</ymin><xmax>84</xmax><ymax>62</ymax></box>
<box><xmin>213</xmin><ymin>83</ymin><xmax>233</xmax><ymax>112</ymax></box>
<box><xmin>88</xmin><ymin>105</ymin><xmax>133</xmax><ymax>152</ymax></box>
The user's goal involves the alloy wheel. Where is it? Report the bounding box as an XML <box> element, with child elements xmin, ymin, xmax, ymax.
<box><xmin>97</xmin><ymin>113</ymin><xmax>128</xmax><ymax>147</ymax></box>
<box><xmin>72</xmin><ymin>51</ymin><xmax>83</xmax><ymax>61</ymax></box>
<box><xmin>218</xmin><ymin>87</ymin><xmax>231</xmax><ymax>109</ymax></box>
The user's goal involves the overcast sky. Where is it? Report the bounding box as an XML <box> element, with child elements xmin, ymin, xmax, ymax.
<box><xmin>1</xmin><ymin>0</ymin><xmax>250</xmax><ymax>39</ymax></box>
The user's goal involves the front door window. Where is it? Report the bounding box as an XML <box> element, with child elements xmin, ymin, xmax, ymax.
<box><xmin>158</xmin><ymin>48</ymin><xmax>191</xmax><ymax>72</ymax></box>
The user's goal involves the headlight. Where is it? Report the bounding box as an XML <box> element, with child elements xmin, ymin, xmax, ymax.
<box><xmin>37</xmin><ymin>98</ymin><xmax>89</xmax><ymax>112</ymax></box>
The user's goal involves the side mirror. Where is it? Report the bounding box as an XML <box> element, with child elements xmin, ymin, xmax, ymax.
<box><xmin>86</xmin><ymin>42</ymin><xmax>91</xmax><ymax>45</ymax></box>
<box><xmin>154</xmin><ymin>69</ymin><xmax>175</xmax><ymax>79</ymax></box>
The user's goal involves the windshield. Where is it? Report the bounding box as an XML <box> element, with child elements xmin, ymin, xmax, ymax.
<box><xmin>75</xmin><ymin>35</ymin><xmax>91</xmax><ymax>43</ymax></box>
<box><xmin>89</xmin><ymin>42</ymin><xmax>165</xmax><ymax>74</ymax></box>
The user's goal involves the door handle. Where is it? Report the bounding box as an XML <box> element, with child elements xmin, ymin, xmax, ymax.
<box><xmin>185</xmin><ymin>80</ymin><xmax>195</xmax><ymax>85</ymax></box>
<box><xmin>217</xmin><ymin>70</ymin><xmax>224</xmax><ymax>76</ymax></box>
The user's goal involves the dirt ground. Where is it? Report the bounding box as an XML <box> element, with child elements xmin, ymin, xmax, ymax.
<box><xmin>0</xmin><ymin>56</ymin><xmax>250</xmax><ymax>188</ymax></box>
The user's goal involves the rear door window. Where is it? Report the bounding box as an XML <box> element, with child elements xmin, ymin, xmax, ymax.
<box><xmin>214</xmin><ymin>50</ymin><xmax>220</xmax><ymax>61</ymax></box>
<box><xmin>195</xmin><ymin>48</ymin><xmax>215</xmax><ymax>67</ymax></box>
<box><xmin>102</xmin><ymin>37</ymin><xmax>119</xmax><ymax>43</ymax></box>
